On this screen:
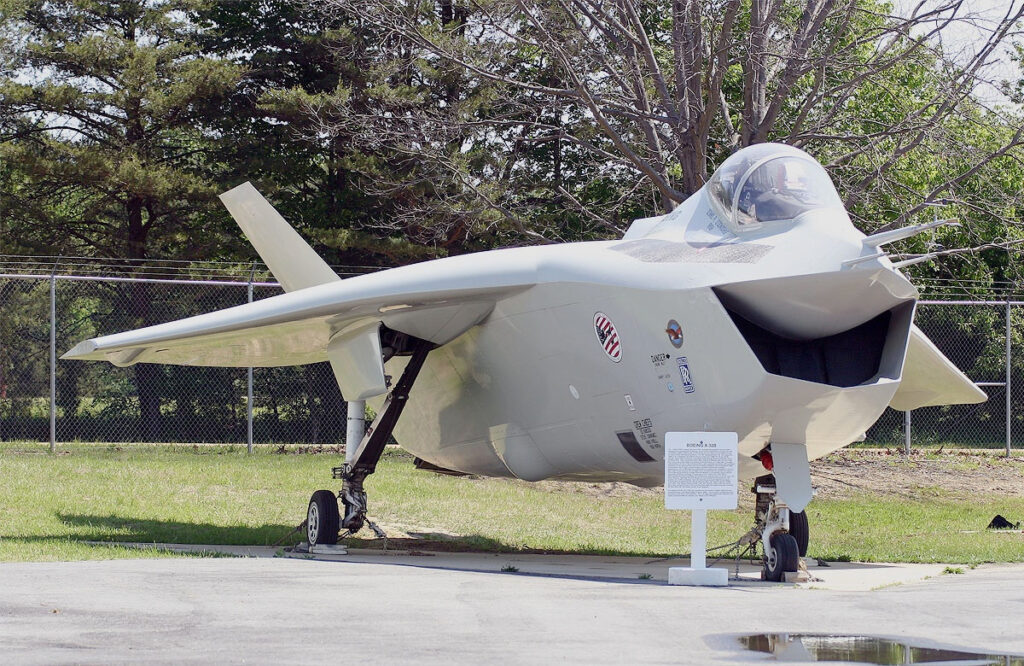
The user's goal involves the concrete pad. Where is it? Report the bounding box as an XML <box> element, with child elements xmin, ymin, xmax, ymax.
<box><xmin>106</xmin><ymin>542</ymin><xmax>955</xmax><ymax>591</ymax></box>
<box><xmin>1</xmin><ymin>556</ymin><xmax>1023</xmax><ymax>665</ymax></box>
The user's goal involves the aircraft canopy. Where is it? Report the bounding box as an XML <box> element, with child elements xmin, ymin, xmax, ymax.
<box><xmin>707</xmin><ymin>143</ymin><xmax>843</xmax><ymax>233</ymax></box>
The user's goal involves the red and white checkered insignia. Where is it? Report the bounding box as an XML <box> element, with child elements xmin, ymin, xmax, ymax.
<box><xmin>594</xmin><ymin>312</ymin><xmax>622</xmax><ymax>362</ymax></box>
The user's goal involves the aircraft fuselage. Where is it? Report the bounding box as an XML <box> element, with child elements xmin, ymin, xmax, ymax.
<box><xmin>385</xmin><ymin>235</ymin><xmax>917</xmax><ymax>486</ymax></box>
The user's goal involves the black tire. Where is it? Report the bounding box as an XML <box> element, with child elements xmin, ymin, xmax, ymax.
<box><xmin>789</xmin><ymin>510</ymin><xmax>809</xmax><ymax>557</ymax></box>
<box><xmin>307</xmin><ymin>490</ymin><xmax>340</xmax><ymax>546</ymax></box>
<box><xmin>764</xmin><ymin>533</ymin><xmax>800</xmax><ymax>582</ymax></box>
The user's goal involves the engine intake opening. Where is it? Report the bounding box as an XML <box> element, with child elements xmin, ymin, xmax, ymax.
<box><xmin>728</xmin><ymin>308</ymin><xmax>892</xmax><ymax>388</ymax></box>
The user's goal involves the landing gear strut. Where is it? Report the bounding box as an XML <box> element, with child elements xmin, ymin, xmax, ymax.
<box><xmin>753</xmin><ymin>473</ymin><xmax>807</xmax><ymax>581</ymax></box>
<box><xmin>304</xmin><ymin>337</ymin><xmax>433</xmax><ymax>546</ymax></box>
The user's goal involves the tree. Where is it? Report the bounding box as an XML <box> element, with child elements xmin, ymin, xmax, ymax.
<box><xmin>200</xmin><ymin>0</ymin><xmax>566</xmax><ymax>259</ymax></box>
<box><xmin>195</xmin><ymin>0</ymin><xmax>385</xmax><ymax>266</ymax></box>
<box><xmin>0</xmin><ymin>0</ymin><xmax>243</xmax><ymax>258</ymax></box>
<box><xmin>319</xmin><ymin>0</ymin><xmax>1024</xmax><ymax>260</ymax></box>
<box><xmin>0</xmin><ymin>0</ymin><xmax>243</xmax><ymax>437</ymax></box>
<box><xmin>310</xmin><ymin>0</ymin><xmax>653</xmax><ymax>247</ymax></box>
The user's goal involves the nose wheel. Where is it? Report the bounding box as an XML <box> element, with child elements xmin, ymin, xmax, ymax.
<box><xmin>764</xmin><ymin>532</ymin><xmax>800</xmax><ymax>581</ymax></box>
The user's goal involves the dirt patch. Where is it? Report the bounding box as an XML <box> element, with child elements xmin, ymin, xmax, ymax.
<box><xmin>521</xmin><ymin>479</ymin><xmax>663</xmax><ymax>499</ymax></box>
<box><xmin>475</xmin><ymin>450</ymin><xmax>1024</xmax><ymax>503</ymax></box>
<box><xmin>810</xmin><ymin>449</ymin><xmax>1024</xmax><ymax>500</ymax></box>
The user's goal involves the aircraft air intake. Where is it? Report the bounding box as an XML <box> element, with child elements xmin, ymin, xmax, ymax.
<box><xmin>713</xmin><ymin>271</ymin><xmax>917</xmax><ymax>388</ymax></box>
<box><xmin>726</xmin><ymin>308</ymin><xmax>893</xmax><ymax>388</ymax></box>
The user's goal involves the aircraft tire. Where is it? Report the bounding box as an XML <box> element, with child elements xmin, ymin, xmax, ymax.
<box><xmin>307</xmin><ymin>490</ymin><xmax>340</xmax><ymax>547</ymax></box>
<box><xmin>764</xmin><ymin>533</ymin><xmax>799</xmax><ymax>582</ymax></box>
<box><xmin>789</xmin><ymin>511</ymin><xmax>809</xmax><ymax>557</ymax></box>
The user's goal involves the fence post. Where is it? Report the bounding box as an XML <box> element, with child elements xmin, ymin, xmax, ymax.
<box><xmin>904</xmin><ymin>409</ymin><xmax>911</xmax><ymax>454</ymax></box>
<box><xmin>49</xmin><ymin>271</ymin><xmax>57</xmax><ymax>454</ymax></box>
<box><xmin>247</xmin><ymin>268</ymin><xmax>255</xmax><ymax>454</ymax></box>
<box><xmin>1007</xmin><ymin>300</ymin><xmax>1012</xmax><ymax>458</ymax></box>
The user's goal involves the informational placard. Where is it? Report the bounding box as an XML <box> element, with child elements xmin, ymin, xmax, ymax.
<box><xmin>664</xmin><ymin>432</ymin><xmax>738</xmax><ymax>510</ymax></box>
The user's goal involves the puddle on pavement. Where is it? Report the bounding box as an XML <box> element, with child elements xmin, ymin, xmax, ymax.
<box><xmin>739</xmin><ymin>633</ymin><xmax>1024</xmax><ymax>664</ymax></box>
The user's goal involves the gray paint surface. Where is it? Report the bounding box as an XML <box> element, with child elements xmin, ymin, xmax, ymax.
<box><xmin>1</xmin><ymin>555</ymin><xmax>1022</xmax><ymax>664</ymax></box>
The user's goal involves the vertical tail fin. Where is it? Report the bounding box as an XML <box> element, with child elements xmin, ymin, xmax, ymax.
<box><xmin>219</xmin><ymin>182</ymin><xmax>340</xmax><ymax>292</ymax></box>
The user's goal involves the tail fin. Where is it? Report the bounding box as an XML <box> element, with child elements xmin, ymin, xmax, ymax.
<box><xmin>219</xmin><ymin>182</ymin><xmax>340</xmax><ymax>292</ymax></box>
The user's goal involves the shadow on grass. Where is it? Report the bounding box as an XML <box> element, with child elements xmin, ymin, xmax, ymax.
<box><xmin>43</xmin><ymin>514</ymin><xmax>539</xmax><ymax>553</ymax></box>
<box><xmin>54</xmin><ymin>513</ymin><xmax>300</xmax><ymax>546</ymax></box>
<box><xmin>343</xmin><ymin>531</ymin><xmax>677</xmax><ymax>557</ymax></box>
<box><xmin>47</xmin><ymin>513</ymin><xmax>675</xmax><ymax>557</ymax></box>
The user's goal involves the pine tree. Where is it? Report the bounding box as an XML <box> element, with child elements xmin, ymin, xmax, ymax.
<box><xmin>0</xmin><ymin>0</ymin><xmax>243</xmax><ymax>259</ymax></box>
<box><xmin>0</xmin><ymin>0</ymin><xmax>244</xmax><ymax>437</ymax></box>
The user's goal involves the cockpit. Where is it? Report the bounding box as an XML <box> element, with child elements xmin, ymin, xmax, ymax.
<box><xmin>707</xmin><ymin>144</ymin><xmax>844</xmax><ymax>233</ymax></box>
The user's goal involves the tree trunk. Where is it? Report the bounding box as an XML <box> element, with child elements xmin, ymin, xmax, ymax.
<box><xmin>126</xmin><ymin>195</ymin><xmax>162</xmax><ymax>441</ymax></box>
<box><xmin>676</xmin><ymin>130</ymin><xmax>707</xmax><ymax>198</ymax></box>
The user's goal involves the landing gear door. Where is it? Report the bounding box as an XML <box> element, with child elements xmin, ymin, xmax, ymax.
<box><xmin>771</xmin><ymin>442</ymin><xmax>813</xmax><ymax>512</ymax></box>
<box><xmin>327</xmin><ymin>321</ymin><xmax>388</xmax><ymax>401</ymax></box>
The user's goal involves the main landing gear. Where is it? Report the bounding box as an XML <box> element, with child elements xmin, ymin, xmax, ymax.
<box><xmin>305</xmin><ymin>337</ymin><xmax>434</xmax><ymax>548</ymax></box>
<box><xmin>753</xmin><ymin>473</ymin><xmax>810</xmax><ymax>582</ymax></box>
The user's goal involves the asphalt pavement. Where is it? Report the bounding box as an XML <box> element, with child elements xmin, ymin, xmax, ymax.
<box><xmin>1</xmin><ymin>549</ymin><xmax>1022</xmax><ymax>664</ymax></box>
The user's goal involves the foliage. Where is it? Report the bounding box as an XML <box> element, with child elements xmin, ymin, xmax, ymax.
<box><xmin>3</xmin><ymin>0</ymin><xmax>1024</xmax><ymax>269</ymax></box>
<box><xmin>0</xmin><ymin>0</ymin><xmax>249</xmax><ymax>436</ymax></box>
<box><xmin>0</xmin><ymin>0</ymin><xmax>243</xmax><ymax>260</ymax></box>
<box><xmin>194</xmin><ymin>0</ymin><xmax>392</xmax><ymax>263</ymax></box>
<box><xmin>332</xmin><ymin>0</ymin><xmax>1024</xmax><ymax>284</ymax></box>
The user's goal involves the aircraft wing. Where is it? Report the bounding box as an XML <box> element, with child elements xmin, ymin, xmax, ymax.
<box><xmin>64</xmin><ymin>182</ymin><xmax>540</xmax><ymax>400</ymax></box>
<box><xmin>62</xmin><ymin>260</ymin><xmax>536</xmax><ymax>399</ymax></box>
<box><xmin>889</xmin><ymin>325</ymin><xmax>987</xmax><ymax>410</ymax></box>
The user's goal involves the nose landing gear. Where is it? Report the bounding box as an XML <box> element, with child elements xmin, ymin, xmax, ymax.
<box><xmin>754</xmin><ymin>474</ymin><xmax>808</xmax><ymax>581</ymax></box>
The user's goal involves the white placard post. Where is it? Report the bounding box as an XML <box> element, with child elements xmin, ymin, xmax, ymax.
<box><xmin>664</xmin><ymin>431</ymin><xmax>738</xmax><ymax>586</ymax></box>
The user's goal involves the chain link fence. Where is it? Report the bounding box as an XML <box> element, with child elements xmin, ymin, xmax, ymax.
<box><xmin>0</xmin><ymin>258</ymin><xmax>373</xmax><ymax>449</ymax></box>
<box><xmin>0</xmin><ymin>260</ymin><xmax>1020</xmax><ymax>452</ymax></box>
<box><xmin>867</xmin><ymin>301</ymin><xmax>1016</xmax><ymax>452</ymax></box>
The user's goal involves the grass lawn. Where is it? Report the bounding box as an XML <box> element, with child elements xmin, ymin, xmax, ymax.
<box><xmin>1</xmin><ymin>442</ymin><xmax>1021</xmax><ymax>564</ymax></box>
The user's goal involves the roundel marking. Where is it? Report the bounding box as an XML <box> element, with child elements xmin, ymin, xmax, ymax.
<box><xmin>594</xmin><ymin>312</ymin><xmax>622</xmax><ymax>362</ymax></box>
<box><xmin>666</xmin><ymin>319</ymin><xmax>684</xmax><ymax>348</ymax></box>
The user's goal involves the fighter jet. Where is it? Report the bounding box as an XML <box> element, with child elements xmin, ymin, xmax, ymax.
<box><xmin>64</xmin><ymin>143</ymin><xmax>985</xmax><ymax>580</ymax></box>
